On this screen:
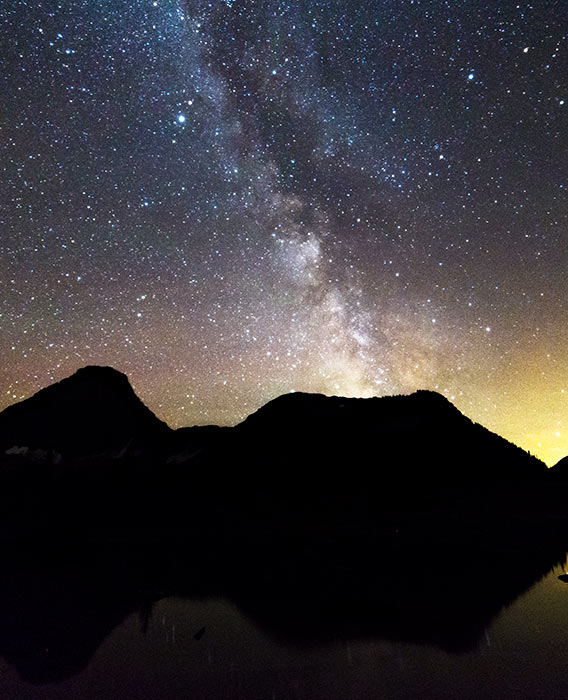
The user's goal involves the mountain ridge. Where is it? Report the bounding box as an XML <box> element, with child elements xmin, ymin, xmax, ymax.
<box><xmin>0</xmin><ymin>365</ymin><xmax>170</xmax><ymax>462</ymax></box>
<box><xmin>0</xmin><ymin>365</ymin><xmax>548</xmax><ymax>483</ymax></box>
<box><xmin>0</xmin><ymin>364</ymin><xmax>561</xmax><ymax>573</ymax></box>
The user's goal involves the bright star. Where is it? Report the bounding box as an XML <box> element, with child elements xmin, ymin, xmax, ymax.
<box><xmin>177</xmin><ymin>114</ymin><xmax>186</xmax><ymax>123</ymax></box>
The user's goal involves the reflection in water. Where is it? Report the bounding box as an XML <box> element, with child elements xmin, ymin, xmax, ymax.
<box><xmin>2</xmin><ymin>567</ymin><xmax>568</xmax><ymax>700</ymax></box>
<box><xmin>0</xmin><ymin>541</ymin><xmax>563</xmax><ymax>697</ymax></box>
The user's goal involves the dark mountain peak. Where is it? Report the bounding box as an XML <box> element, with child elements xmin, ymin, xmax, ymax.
<box><xmin>410</xmin><ymin>388</ymin><xmax>455</xmax><ymax>405</ymax></box>
<box><xmin>3</xmin><ymin>366</ymin><xmax>135</xmax><ymax>411</ymax></box>
<box><xmin>252</xmin><ymin>391</ymin><xmax>327</xmax><ymax>410</ymax></box>
<box><xmin>240</xmin><ymin>388</ymin><xmax>461</xmax><ymax>431</ymax></box>
<box><xmin>0</xmin><ymin>365</ymin><xmax>170</xmax><ymax>462</ymax></box>
<box><xmin>239</xmin><ymin>391</ymin><xmax>351</xmax><ymax>428</ymax></box>
<box><xmin>411</xmin><ymin>389</ymin><xmax>461</xmax><ymax>416</ymax></box>
<box><xmin>36</xmin><ymin>365</ymin><xmax>133</xmax><ymax>402</ymax></box>
<box><xmin>71</xmin><ymin>364</ymin><xmax>130</xmax><ymax>383</ymax></box>
<box><xmin>254</xmin><ymin>388</ymin><xmax>456</xmax><ymax>409</ymax></box>
<box><xmin>234</xmin><ymin>387</ymin><xmax>545</xmax><ymax>482</ymax></box>
<box><xmin>548</xmin><ymin>455</ymin><xmax>568</xmax><ymax>479</ymax></box>
<box><xmin>267</xmin><ymin>391</ymin><xmax>325</xmax><ymax>402</ymax></box>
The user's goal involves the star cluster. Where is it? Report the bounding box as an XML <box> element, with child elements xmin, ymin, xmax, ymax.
<box><xmin>1</xmin><ymin>0</ymin><xmax>566</xmax><ymax>464</ymax></box>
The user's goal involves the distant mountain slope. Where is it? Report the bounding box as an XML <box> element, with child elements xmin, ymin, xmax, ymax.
<box><xmin>0</xmin><ymin>366</ymin><xmax>171</xmax><ymax>462</ymax></box>
<box><xmin>231</xmin><ymin>389</ymin><xmax>547</xmax><ymax>484</ymax></box>
<box><xmin>548</xmin><ymin>455</ymin><xmax>568</xmax><ymax>479</ymax></box>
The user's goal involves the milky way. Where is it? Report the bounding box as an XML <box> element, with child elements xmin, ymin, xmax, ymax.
<box><xmin>1</xmin><ymin>0</ymin><xmax>567</xmax><ymax>464</ymax></box>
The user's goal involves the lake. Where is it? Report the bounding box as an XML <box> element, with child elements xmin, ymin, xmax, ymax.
<box><xmin>2</xmin><ymin>559</ymin><xmax>568</xmax><ymax>700</ymax></box>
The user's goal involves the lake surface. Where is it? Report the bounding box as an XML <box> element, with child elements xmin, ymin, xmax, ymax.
<box><xmin>3</xmin><ymin>562</ymin><xmax>568</xmax><ymax>700</ymax></box>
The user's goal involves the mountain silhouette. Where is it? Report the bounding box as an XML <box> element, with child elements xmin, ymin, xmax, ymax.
<box><xmin>549</xmin><ymin>455</ymin><xmax>568</xmax><ymax>479</ymax></box>
<box><xmin>230</xmin><ymin>389</ymin><xmax>547</xmax><ymax>485</ymax></box>
<box><xmin>0</xmin><ymin>366</ymin><xmax>553</xmax><ymax>546</ymax></box>
<box><xmin>0</xmin><ymin>366</ymin><xmax>170</xmax><ymax>463</ymax></box>
<box><xmin>0</xmin><ymin>367</ymin><xmax>546</xmax><ymax>482</ymax></box>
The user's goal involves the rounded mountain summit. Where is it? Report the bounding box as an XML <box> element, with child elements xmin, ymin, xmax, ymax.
<box><xmin>0</xmin><ymin>366</ymin><xmax>170</xmax><ymax>461</ymax></box>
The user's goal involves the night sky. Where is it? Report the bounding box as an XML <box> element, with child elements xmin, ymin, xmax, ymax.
<box><xmin>1</xmin><ymin>0</ymin><xmax>566</xmax><ymax>465</ymax></box>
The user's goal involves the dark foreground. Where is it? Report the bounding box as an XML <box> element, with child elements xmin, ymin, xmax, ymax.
<box><xmin>2</xmin><ymin>368</ymin><xmax>568</xmax><ymax>696</ymax></box>
<box><xmin>0</xmin><ymin>534</ymin><xmax>567</xmax><ymax>699</ymax></box>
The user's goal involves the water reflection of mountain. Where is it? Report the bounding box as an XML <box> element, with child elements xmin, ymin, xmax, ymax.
<box><xmin>0</xmin><ymin>540</ymin><xmax>562</xmax><ymax>685</ymax></box>
<box><xmin>233</xmin><ymin>545</ymin><xmax>562</xmax><ymax>653</ymax></box>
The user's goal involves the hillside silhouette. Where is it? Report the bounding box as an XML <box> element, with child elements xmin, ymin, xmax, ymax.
<box><xmin>0</xmin><ymin>367</ymin><xmax>546</xmax><ymax>481</ymax></box>
<box><xmin>232</xmin><ymin>388</ymin><xmax>546</xmax><ymax>484</ymax></box>
<box><xmin>0</xmin><ymin>365</ymin><xmax>555</xmax><ymax>545</ymax></box>
<box><xmin>549</xmin><ymin>455</ymin><xmax>568</xmax><ymax>479</ymax></box>
<box><xmin>0</xmin><ymin>366</ymin><xmax>170</xmax><ymax>462</ymax></box>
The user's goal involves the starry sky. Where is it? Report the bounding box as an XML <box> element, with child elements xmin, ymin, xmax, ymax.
<box><xmin>1</xmin><ymin>0</ymin><xmax>566</xmax><ymax>465</ymax></box>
